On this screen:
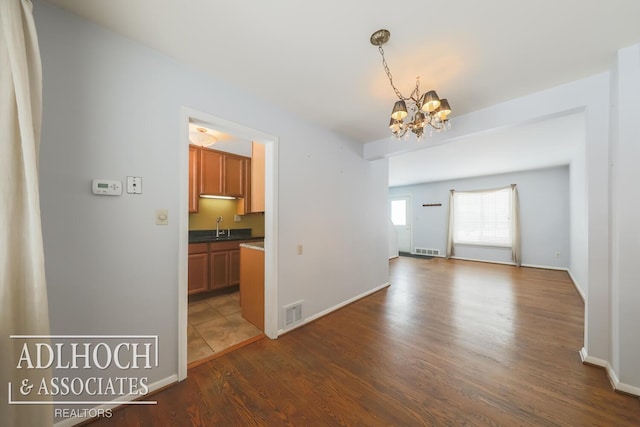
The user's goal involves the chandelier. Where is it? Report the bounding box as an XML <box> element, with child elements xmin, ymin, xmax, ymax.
<box><xmin>370</xmin><ymin>29</ymin><xmax>452</xmax><ymax>140</ymax></box>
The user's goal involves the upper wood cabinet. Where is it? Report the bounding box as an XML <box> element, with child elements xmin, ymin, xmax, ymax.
<box><xmin>198</xmin><ymin>146</ymin><xmax>246</xmax><ymax>198</ymax></box>
<box><xmin>236</xmin><ymin>157</ymin><xmax>251</xmax><ymax>216</ymax></box>
<box><xmin>189</xmin><ymin>145</ymin><xmax>200</xmax><ymax>213</ymax></box>
<box><xmin>237</xmin><ymin>142</ymin><xmax>265</xmax><ymax>215</ymax></box>
<box><xmin>200</xmin><ymin>148</ymin><xmax>223</xmax><ymax>196</ymax></box>
<box><xmin>250</xmin><ymin>142</ymin><xmax>265</xmax><ymax>213</ymax></box>
<box><xmin>222</xmin><ymin>154</ymin><xmax>244</xmax><ymax>197</ymax></box>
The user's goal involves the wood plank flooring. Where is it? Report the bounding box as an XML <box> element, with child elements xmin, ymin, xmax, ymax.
<box><xmin>89</xmin><ymin>257</ymin><xmax>640</xmax><ymax>426</ymax></box>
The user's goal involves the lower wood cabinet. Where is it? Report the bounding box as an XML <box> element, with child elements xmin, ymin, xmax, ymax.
<box><xmin>209</xmin><ymin>250</ymin><xmax>230</xmax><ymax>290</ymax></box>
<box><xmin>188</xmin><ymin>240</ymin><xmax>257</xmax><ymax>295</ymax></box>
<box><xmin>188</xmin><ymin>243</ymin><xmax>209</xmax><ymax>295</ymax></box>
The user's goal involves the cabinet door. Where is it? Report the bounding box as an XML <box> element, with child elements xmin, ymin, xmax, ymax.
<box><xmin>200</xmin><ymin>148</ymin><xmax>223</xmax><ymax>196</ymax></box>
<box><xmin>188</xmin><ymin>253</ymin><xmax>209</xmax><ymax>295</ymax></box>
<box><xmin>251</xmin><ymin>142</ymin><xmax>265</xmax><ymax>213</ymax></box>
<box><xmin>236</xmin><ymin>158</ymin><xmax>251</xmax><ymax>215</ymax></box>
<box><xmin>223</xmin><ymin>155</ymin><xmax>244</xmax><ymax>197</ymax></box>
<box><xmin>229</xmin><ymin>249</ymin><xmax>241</xmax><ymax>286</ymax></box>
<box><xmin>188</xmin><ymin>145</ymin><xmax>200</xmax><ymax>213</ymax></box>
<box><xmin>210</xmin><ymin>250</ymin><xmax>230</xmax><ymax>290</ymax></box>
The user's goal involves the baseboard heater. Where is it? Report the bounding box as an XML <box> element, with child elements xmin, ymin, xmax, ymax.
<box><xmin>415</xmin><ymin>248</ymin><xmax>440</xmax><ymax>256</ymax></box>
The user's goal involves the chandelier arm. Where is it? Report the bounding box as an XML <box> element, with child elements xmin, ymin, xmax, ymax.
<box><xmin>378</xmin><ymin>46</ymin><xmax>406</xmax><ymax>100</ymax></box>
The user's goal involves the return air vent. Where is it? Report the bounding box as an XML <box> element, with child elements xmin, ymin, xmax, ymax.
<box><xmin>415</xmin><ymin>248</ymin><xmax>440</xmax><ymax>256</ymax></box>
<box><xmin>284</xmin><ymin>301</ymin><xmax>303</xmax><ymax>327</ymax></box>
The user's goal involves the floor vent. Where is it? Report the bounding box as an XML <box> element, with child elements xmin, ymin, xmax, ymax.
<box><xmin>284</xmin><ymin>301</ymin><xmax>303</xmax><ymax>327</ymax></box>
<box><xmin>415</xmin><ymin>248</ymin><xmax>440</xmax><ymax>256</ymax></box>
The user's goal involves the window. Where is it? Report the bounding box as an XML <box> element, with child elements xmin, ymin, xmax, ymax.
<box><xmin>453</xmin><ymin>188</ymin><xmax>512</xmax><ymax>247</ymax></box>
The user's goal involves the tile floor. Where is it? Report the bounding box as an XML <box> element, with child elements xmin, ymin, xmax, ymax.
<box><xmin>188</xmin><ymin>290</ymin><xmax>263</xmax><ymax>364</ymax></box>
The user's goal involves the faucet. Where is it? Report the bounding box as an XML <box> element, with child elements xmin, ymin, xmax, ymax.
<box><xmin>216</xmin><ymin>216</ymin><xmax>223</xmax><ymax>237</ymax></box>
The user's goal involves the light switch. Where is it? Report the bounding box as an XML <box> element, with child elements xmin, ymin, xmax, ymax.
<box><xmin>127</xmin><ymin>176</ymin><xmax>142</xmax><ymax>194</ymax></box>
<box><xmin>297</xmin><ymin>244</ymin><xmax>303</xmax><ymax>255</ymax></box>
<box><xmin>156</xmin><ymin>209</ymin><xmax>168</xmax><ymax>225</ymax></box>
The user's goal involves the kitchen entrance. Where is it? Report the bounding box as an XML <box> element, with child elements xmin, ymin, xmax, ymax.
<box><xmin>179</xmin><ymin>108</ymin><xmax>278</xmax><ymax>374</ymax></box>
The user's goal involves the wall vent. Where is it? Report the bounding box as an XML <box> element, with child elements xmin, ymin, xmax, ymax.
<box><xmin>415</xmin><ymin>248</ymin><xmax>440</xmax><ymax>256</ymax></box>
<box><xmin>284</xmin><ymin>301</ymin><xmax>303</xmax><ymax>327</ymax></box>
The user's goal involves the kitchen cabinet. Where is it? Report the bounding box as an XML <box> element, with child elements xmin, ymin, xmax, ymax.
<box><xmin>209</xmin><ymin>240</ymin><xmax>243</xmax><ymax>290</ymax></box>
<box><xmin>223</xmin><ymin>154</ymin><xmax>245</xmax><ymax>197</ymax></box>
<box><xmin>199</xmin><ymin>147</ymin><xmax>246</xmax><ymax>198</ymax></box>
<box><xmin>240</xmin><ymin>244</ymin><xmax>264</xmax><ymax>330</ymax></box>
<box><xmin>251</xmin><ymin>142</ymin><xmax>265</xmax><ymax>213</ymax></box>
<box><xmin>236</xmin><ymin>142</ymin><xmax>264</xmax><ymax>215</ymax></box>
<box><xmin>200</xmin><ymin>148</ymin><xmax>223</xmax><ymax>196</ymax></box>
<box><xmin>188</xmin><ymin>243</ymin><xmax>209</xmax><ymax>295</ymax></box>
<box><xmin>189</xmin><ymin>145</ymin><xmax>200</xmax><ymax>213</ymax></box>
<box><xmin>236</xmin><ymin>157</ymin><xmax>251</xmax><ymax>215</ymax></box>
<box><xmin>188</xmin><ymin>239</ymin><xmax>260</xmax><ymax>295</ymax></box>
<box><xmin>209</xmin><ymin>250</ymin><xmax>230</xmax><ymax>290</ymax></box>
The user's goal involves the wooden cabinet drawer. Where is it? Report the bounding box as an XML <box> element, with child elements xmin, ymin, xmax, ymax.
<box><xmin>188</xmin><ymin>243</ymin><xmax>208</xmax><ymax>254</ymax></box>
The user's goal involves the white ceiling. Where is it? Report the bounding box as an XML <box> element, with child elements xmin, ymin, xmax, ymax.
<box><xmin>43</xmin><ymin>1</ymin><xmax>638</xmax><ymax>184</ymax></box>
<box><xmin>388</xmin><ymin>113</ymin><xmax>584</xmax><ymax>187</ymax></box>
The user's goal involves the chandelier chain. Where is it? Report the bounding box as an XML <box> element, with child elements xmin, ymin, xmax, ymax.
<box><xmin>379</xmin><ymin>46</ymin><xmax>405</xmax><ymax>100</ymax></box>
<box><xmin>371</xmin><ymin>29</ymin><xmax>452</xmax><ymax>140</ymax></box>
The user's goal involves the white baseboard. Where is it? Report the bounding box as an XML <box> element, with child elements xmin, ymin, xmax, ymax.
<box><xmin>520</xmin><ymin>263</ymin><xmax>566</xmax><ymax>271</ymax></box>
<box><xmin>565</xmin><ymin>269</ymin><xmax>586</xmax><ymax>302</ymax></box>
<box><xmin>53</xmin><ymin>374</ymin><xmax>178</xmax><ymax>427</ymax></box>
<box><xmin>450</xmin><ymin>256</ymin><xmax>515</xmax><ymax>266</ymax></box>
<box><xmin>277</xmin><ymin>282</ymin><xmax>391</xmax><ymax>336</ymax></box>
<box><xmin>579</xmin><ymin>348</ymin><xmax>640</xmax><ymax>398</ymax></box>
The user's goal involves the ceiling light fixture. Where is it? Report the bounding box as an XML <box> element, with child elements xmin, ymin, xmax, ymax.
<box><xmin>189</xmin><ymin>127</ymin><xmax>217</xmax><ymax>147</ymax></box>
<box><xmin>370</xmin><ymin>29</ymin><xmax>452</xmax><ymax>140</ymax></box>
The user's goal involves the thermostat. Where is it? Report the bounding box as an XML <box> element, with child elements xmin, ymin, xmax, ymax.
<box><xmin>92</xmin><ymin>179</ymin><xmax>122</xmax><ymax>196</ymax></box>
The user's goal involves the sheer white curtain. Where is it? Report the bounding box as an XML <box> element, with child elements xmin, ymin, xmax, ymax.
<box><xmin>445</xmin><ymin>185</ymin><xmax>521</xmax><ymax>266</ymax></box>
<box><xmin>511</xmin><ymin>184</ymin><xmax>521</xmax><ymax>266</ymax></box>
<box><xmin>1</xmin><ymin>1</ymin><xmax>52</xmax><ymax>425</ymax></box>
<box><xmin>446</xmin><ymin>189</ymin><xmax>454</xmax><ymax>258</ymax></box>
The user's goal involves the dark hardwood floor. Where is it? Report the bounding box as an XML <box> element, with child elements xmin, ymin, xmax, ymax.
<box><xmin>90</xmin><ymin>257</ymin><xmax>640</xmax><ymax>426</ymax></box>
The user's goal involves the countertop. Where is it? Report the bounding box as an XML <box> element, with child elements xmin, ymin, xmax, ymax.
<box><xmin>239</xmin><ymin>242</ymin><xmax>265</xmax><ymax>251</ymax></box>
<box><xmin>189</xmin><ymin>228</ymin><xmax>264</xmax><ymax>244</ymax></box>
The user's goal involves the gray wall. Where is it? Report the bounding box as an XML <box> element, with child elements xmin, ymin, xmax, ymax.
<box><xmin>34</xmin><ymin>0</ymin><xmax>389</xmax><ymax>404</ymax></box>
<box><xmin>389</xmin><ymin>166</ymin><xmax>570</xmax><ymax>268</ymax></box>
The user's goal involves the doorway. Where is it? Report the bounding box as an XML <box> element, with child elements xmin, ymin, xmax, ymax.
<box><xmin>390</xmin><ymin>195</ymin><xmax>413</xmax><ymax>254</ymax></box>
<box><xmin>178</xmin><ymin>107</ymin><xmax>279</xmax><ymax>380</ymax></box>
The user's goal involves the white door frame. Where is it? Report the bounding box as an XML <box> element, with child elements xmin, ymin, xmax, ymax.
<box><xmin>178</xmin><ymin>107</ymin><xmax>279</xmax><ymax>381</ymax></box>
<box><xmin>389</xmin><ymin>194</ymin><xmax>413</xmax><ymax>254</ymax></box>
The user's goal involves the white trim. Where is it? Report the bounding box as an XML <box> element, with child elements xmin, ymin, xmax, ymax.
<box><xmin>53</xmin><ymin>374</ymin><xmax>178</xmax><ymax>427</ymax></box>
<box><xmin>450</xmin><ymin>256</ymin><xmax>515</xmax><ymax>266</ymax></box>
<box><xmin>277</xmin><ymin>282</ymin><xmax>391</xmax><ymax>335</ymax></box>
<box><xmin>520</xmin><ymin>263</ymin><xmax>568</xmax><ymax>271</ymax></box>
<box><xmin>178</xmin><ymin>107</ymin><xmax>280</xmax><ymax>380</ymax></box>
<box><xmin>579</xmin><ymin>348</ymin><xmax>640</xmax><ymax>398</ymax></box>
<box><xmin>566</xmin><ymin>268</ymin><xmax>586</xmax><ymax>302</ymax></box>
<box><xmin>178</xmin><ymin>112</ymin><xmax>189</xmax><ymax>381</ymax></box>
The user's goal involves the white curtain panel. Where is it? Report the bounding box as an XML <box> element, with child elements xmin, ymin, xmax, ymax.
<box><xmin>0</xmin><ymin>0</ymin><xmax>52</xmax><ymax>425</ymax></box>
<box><xmin>511</xmin><ymin>184</ymin><xmax>522</xmax><ymax>266</ymax></box>
<box><xmin>445</xmin><ymin>189</ymin><xmax>454</xmax><ymax>258</ymax></box>
<box><xmin>446</xmin><ymin>185</ymin><xmax>521</xmax><ymax>266</ymax></box>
